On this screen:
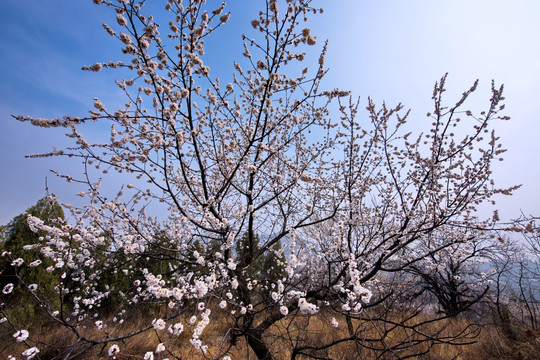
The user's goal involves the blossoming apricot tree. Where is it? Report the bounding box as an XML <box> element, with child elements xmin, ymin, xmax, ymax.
<box><xmin>5</xmin><ymin>0</ymin><xmax>518</xmax><ymax>358</ymax></box>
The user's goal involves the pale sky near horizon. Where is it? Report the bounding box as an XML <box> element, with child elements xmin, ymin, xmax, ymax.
<box><xmin>1</xmin><ymin>0</ymin><xmax>539</xmax><ymax>225</ymax></box>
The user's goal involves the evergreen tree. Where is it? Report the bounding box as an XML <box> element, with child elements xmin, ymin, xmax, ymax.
<box><xmin>236</xmin><ymin>232</ymin><xmax>263</xmax><ymax>282</ymax></box>
<box><xmin>0</xmin><ymin>195</ymin><xmax>64</xmax><ymax>317</ymax></box>
<box><xmin>260</xmin><ymin>240</ymin><xmax>287</xmax><ymax>285</ymax></box>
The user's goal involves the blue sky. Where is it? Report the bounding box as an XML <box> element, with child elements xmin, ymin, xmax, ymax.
<box><xmin>1</xmin><ymin>0</ymin><xmax>539</xmax><ymax>224</ymax></box>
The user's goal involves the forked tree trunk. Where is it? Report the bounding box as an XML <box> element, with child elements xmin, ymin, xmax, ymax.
<box><xmin>246</xmin><ymin>328</ymin><xmax>274</xmax><ymax>360</ymax></box>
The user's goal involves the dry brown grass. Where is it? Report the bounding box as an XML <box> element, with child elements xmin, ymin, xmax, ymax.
<box><xmin>260</xmin><ymin>312</ymin><xmax>480</xmax><ymax>359</ymax></box>
<box><xmin>2</xmin><ymin>306</ymin><xmax>540</xmax><ymax>359</ymax></box>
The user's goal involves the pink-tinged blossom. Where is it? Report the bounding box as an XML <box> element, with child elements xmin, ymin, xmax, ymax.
<box><xmin>139</xmin><ymin>39</ymin><xmax>149</xmax><ymax>49</ymax></box>
<box><xmin>299</xmin><ymin>173</ymin><xmax>314</xmax><ymax>182</ymax></box>
<box><xmin>28</xmin><ymin>260</ymin><xmax>42</xmax><ymax>267</ymax></box>
<box><xmin>3</xmin><ymin>283</ymin><xmax>14</xmax><ymax>294</ymax></box>
<box><xmin>190</xmin><ymin>338</ymin><xmax>202</xmax><ymax>349</ymax></box>
<box><xmin>152</xmin><ymin>318</ymin><xmax>166</xmax><ymax>330</ymax></box>
<box><xmin>11</xmin><ymin>258</ymin><xmax>24</xmax><ymax>267</ymax></box>
<box><xmin>168</xmin><ymin>322</ymin><xmax>183</xmax><ymax>336</ymax></box>
<box><xmin>108</xmin><ymin>344</ymin><xmax>120</xmax><ymax>357</ymax></box>
<box><xmin>256</xmin><ymin>60</ymin><xmax>267</xmax><ymax>70</ymax></box>
<box><xmin>13</xmin><ymin>329</ymin><xmax>29</xmax><ymax>342</ymax></box>
<box><xmin>298</xmin><ymin>298</ymin><xmax>318</xmax><ymax>315</ymax></box>
<box><xmin>331</xmin><ymin>318</ymin><xmax>339</xmax><ymax>328</ymax></box>
<box><xmin>280</xmin><ymin>306</ymin><xmax>288</xmax><ymax>316</ymax></box>
<box><xmin>28</xmin><ymin>284</ymin><xmax>38</xmax><ymax>292</ymax></box>
<box><xmin>155</xmin><ymin>343</ymin><xmax>165</xmax><ymax>353</ymax></box>
<box><xmin>93</xmin><ymin>98</ymin><xmax>106</xmax><ymax>112</ymax></box>
<box><xmin>119</xmin><ymin>32</ymin><xmax>132</xmax><ymax>44</ymax></box>
<box><xmin>95</xmin><ymin>320</ymin><xmax>105</xmax><ymax>331</ymax></box>
<box><xmin>269</xmin><ymin>1</ymin><xmax>278</xmax><ymax>13</ymax></box>
<box><xmin>172</xmin><ymin>287</ymin><xmax>184</xmax><ymax>300</ymax></box>
<box><xmin>193</xmin><ymin>280</ymin><xmax>208</xmax><ymax>297</ymax></box>
<box><xmin>116</xmin><ymin>14</ymin><xmax>127</xmax><ymax>26</ymax></box>
<box><xmin>219</xmin><ymin>13</ymin><xmax>230</xmax><ymax>23</ymax></box>
<box><xmin>144</xmin><ymin>352</ymin><xmax>154</xmax><ymax>360</ymax></box>
<box><xmin>21</xmin><ymin>347</ymin><xmax>39</xmax><ymax>359</ymax></box>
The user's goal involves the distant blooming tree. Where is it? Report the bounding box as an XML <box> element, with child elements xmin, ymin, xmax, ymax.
<box><xmin>7</xmin><ymin>0</ymin><xmax>520</xmax><ymax>358</ymax></box>
<box><xmin>403</xmin><ymin>226</ymin><xmax>495</xmax><ymax>317</ymax></box>
<box><xmin>487</xmin><ymin>219</ymin><xmax>540</xmax><ymax>335</ymax></box>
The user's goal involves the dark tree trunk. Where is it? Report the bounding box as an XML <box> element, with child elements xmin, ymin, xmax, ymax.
<box><xmin>246</xmin><ymin>328</ymin><xmax>274</xmax><ymax>360</ymax></box>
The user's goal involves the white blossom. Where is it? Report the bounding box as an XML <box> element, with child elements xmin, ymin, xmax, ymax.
<box><xmin>219</xmin><ymin>13</ymin><xmax>230</xmax><ymax>23</ymax></box>
<box><xmin>93</xmin><ymin>98</ymin><xmax>106</xmax><ymax>112</ymax></box>
<box><xmin>298</xmin><ymin>298</ymin><xmax>318</xmax><ymax>315</ymax></box>
<box><xmin>227</xmin><ymin>258</ymin><xmax>236</xmax><ymax>270</ymax></box>
<box><xmin>11</xmin><ymin>258</ymin><xmax>24</xmax><ymax>267</ymax></box>
<box><xmin>152</xmin><ymin>318</ymin><xmax>166</xmax><ymax>330</ymax></box>
<box><xmin>3</xmin><ymin>283</ymin><xmax>14</xmax><ymax>294</ymax></box>
<box><xmin>119</xmin><ymin>32</ymin><xmax>132</xmax><ymax>44</ymax></box>
<box><xmin>108</xmin><ymin>344</ymin><xmax>120</xmax><ymax>357</ymax></box>
<box><xmin>22</xmin><ymin>347</ymin><xmax>39</xmax><ymax>359</ymax></box>
<box><xmin>13</xmin><ymin>329</ymin><xmax>29</xmax><ymax>342</ymax></box>
<box><xmin>156</xmin><ymin>343</ymin><xmax>165</xmax><ymax>353</ymax></box>
<box><xmin>95</xmin><ymin>320</ymin><xmax>105</xmax><ymax>331</ymax></box>
<box><xmin>28</xmin><ymin>260</ymin><xmax>42</xmax><ymax>267</ymax></box>
<box><xmin>116</xmin><ymin>14</ymin><xmax>127</xmax><ymax>26</ymax></box>
<box><xmin>168</xmin><ymin>322</ymin><xmax>183</xmax><ymax>336</ymax></box>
